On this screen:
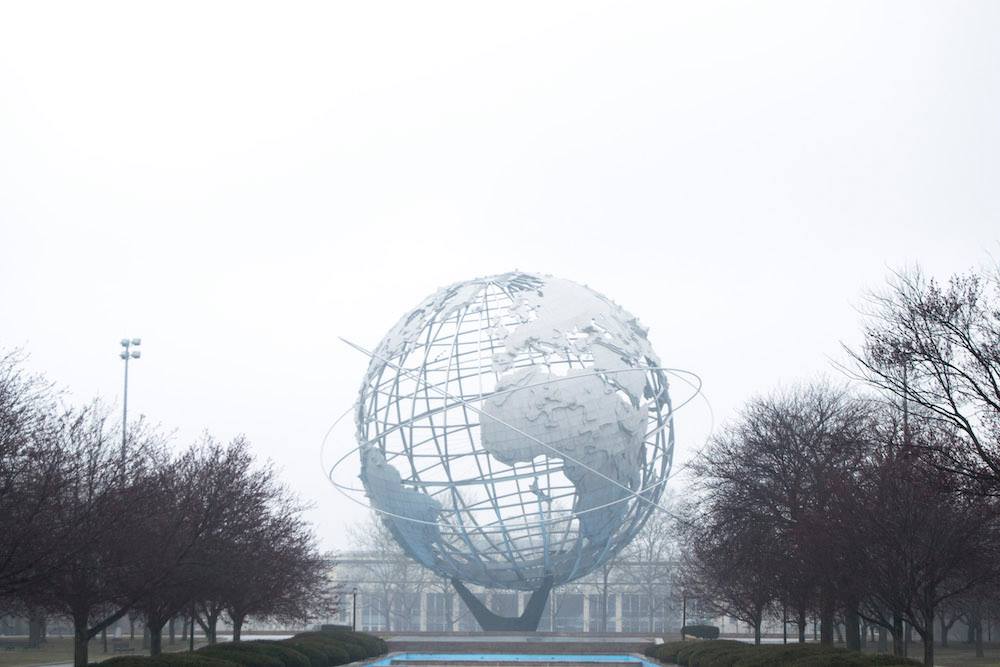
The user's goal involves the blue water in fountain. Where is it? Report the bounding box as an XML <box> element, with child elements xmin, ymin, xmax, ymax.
<box><xmin>368</xmin><ymin>653</ymin><xmax>663</xmax><ymax>666</ymax></box>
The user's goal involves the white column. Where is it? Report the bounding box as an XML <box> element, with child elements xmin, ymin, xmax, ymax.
<box><xmin>419</xmin><ymin>592</ymin><xmax>427</xmax><ymax>631</ymax></box>
<box><xmin>583</xmin><ymin>594</ymin><xmax>590</xmax><ymax>632</ymax></box>
<box><xmin>615</xmin><ymin>593</ymin><xmax>623</xmax><ymax>632</ymax></box>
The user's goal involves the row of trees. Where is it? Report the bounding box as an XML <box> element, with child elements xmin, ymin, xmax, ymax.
<box><xmin>680</xmin><ymin>261</ymin><xmax>1000</xmax><ymax>667</ymax></box>
<box><xmin>0</xmin><ymin>353</ymin><xmax>336</xmax><ymax>667</ymax></box>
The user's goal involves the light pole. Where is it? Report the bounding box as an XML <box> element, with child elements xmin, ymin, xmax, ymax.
<box><xmin>352</xmin><ymin>587</ymin><xmax>358</xmax><ymax>631</ymax></box>
<box><xmin>681</xmin><ymin>591</ymin><xmax>687</xmax><ymax>640</ymax></box>
<box><xmin>119</xmin><ymin>338</ymin><xmax>141</xmax><ymax>456</ymax></box>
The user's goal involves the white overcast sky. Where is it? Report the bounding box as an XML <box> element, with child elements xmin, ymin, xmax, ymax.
<box><xmin>1</xmin><ymin>2</ymin><xmax>998</xmax><ymax>550</ymax></box>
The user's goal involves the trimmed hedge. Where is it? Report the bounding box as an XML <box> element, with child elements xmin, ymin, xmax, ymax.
<box><xmin>682</xmin><ymin>624</ymin><xmax>721</xmax><ymax>640</ymax></box>
<box><xmin>99</xmin><ymin>657</ymin><xmax>239</xmax><ymax>667</ymax></box>
<box><xmin>233</xmin><ymin>643</ymin><xmax>311</xmax><ymax>667</ymax></box>
<box><xmin>266</xmin><ymin>641</ymin><xmax>328</xmax><ymax>667</ymax></box>
<box><xmin>644</xmin><ymin>640</ymin><xmax>922</xmax><ymax>667</ymax></box>
<box><xmin>196</xmin><ymin>645</ymin><xmax>285</xmax><ymax>667</ymax></box>
<box><xmin>97</xmin><ymin>630</ymin><xmax>387</xmax><ymax>667</ymax></box>
<box><xmin>280</xmin><ymin>639</ymin><xmax>350</xmax><ymax>666</ymax></box>
<box><xmin>293</xmin><ymin>629</ymin><xmax>387</xmax><ymax>656</ymax></box>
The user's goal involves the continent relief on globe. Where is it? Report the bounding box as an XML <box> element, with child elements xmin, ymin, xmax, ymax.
<box><xmin>481</xmin><ymin>366</ymin><xmax>648</xmax><ymax>544</ymax></box>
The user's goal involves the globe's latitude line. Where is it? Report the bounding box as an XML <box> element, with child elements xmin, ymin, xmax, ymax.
<box><xmin>344</xmin><ymin>335</ymin><xmax>675</xmax><ymax>517</ymax></box>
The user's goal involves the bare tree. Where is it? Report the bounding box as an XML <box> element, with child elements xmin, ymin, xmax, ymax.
<box><xmin>30</xmin><ymin>403</ymin><xmax>170</xmax><ymax>667</ymax></box>
<box><xmin>688</xmin><ymin>382</ymin><xmax>874</xmax><ymax>646</ymax></box>
<box><xmin>348</xmin><ymin>512</ymin><xmax>428</xmax><ymax>631</ymax></box>
<box><xmin>0</xmin><ymin>350</ymin><xmax>66</xmax><ymax>599</ymax></box>
<box><xmin>853</xmin><ymin>412</ymin><xmax>1000</xmax><ymax>666</ymax></box>
<box><xmin>846</xmin><ymin>262</ymin><xmax>1000</xmax><ymax>492</ymax></box>
<box><xmin>185</xmin><ymin>437</ymin><xmax>339</xmax><ymax>640</ymax></box>
<box><xmin>680</xmin><ymin>507</ymin><xmax>781</xmax><ymax>645</ymax></box>
<box><xmin>617</xmin><ymin>500</ymin><xmax>678</xmax><ymax>634</ymax></box>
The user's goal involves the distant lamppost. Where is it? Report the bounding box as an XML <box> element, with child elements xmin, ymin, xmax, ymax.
<box><xmin>352</xmin><ymin>588</ymin><xmax>358</xmax><ymax>631</ymax></box>
<box><xmin>681</xmin><ymin>591</ymin><xmax>687</xmax><ymax>640</ymax></box>
<box><xmin>119</xmin><ymin>338</ymin><xmax>141</xmax><ymax>456</ymax></box>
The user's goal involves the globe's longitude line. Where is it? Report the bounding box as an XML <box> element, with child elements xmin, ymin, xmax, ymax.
<box><xmin>483</xmin><ymin>281</ymin><xmax>553</xmax><ymax>573</ymax></box>
<box><xmin>428</xmin><ymin>307</ymin><xmax>486</xmax><ymax>569</ymax></box>
<box><xmin>406</xmin><ymin>320</ymin><xmax>439</xmax><ymax>486</ymax></box>
<box><xmin>434</xmin><ymin>293</ymin><xmax>514</xmax><ymax>572</ymax></box>
<box><xmin>389</xmin><ymin>287</ymin><xmax>522</xmax><ymax>574</ymax></box>
<box><xmin>451</xmin><ymin>286</ymin><xmax>524</xmax><ymax>574</ymax></box>
<box><xmin>490</xmin><ymin>281</ymin><xmax>551</xmax><ymax>565</ymax></box>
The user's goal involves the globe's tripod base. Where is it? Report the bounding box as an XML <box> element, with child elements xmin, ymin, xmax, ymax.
<box><xmin>451</xmin><ymin>576</ymin><xmax>554</xmax><ymax>632</ymax></box>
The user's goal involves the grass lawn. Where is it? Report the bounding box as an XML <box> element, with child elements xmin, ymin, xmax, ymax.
<box><xmin>699</xmin><ymin>634</ymin><xmax>1000</xmax><ymax>666</ymax></box>
<box><xmin>862</xmin><ymin>640</ymin><xmax>1000</xmax><ymax>666</ymax></box>
<box><xmin>0</xmin><ymin>637</ymin><xmax>214</xmax><ymax>667</ymax></box>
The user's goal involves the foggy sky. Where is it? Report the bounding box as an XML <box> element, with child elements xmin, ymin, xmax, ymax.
<box><xmin>1</xmin><ymin>1</ymin><xmax>998</xmax><ymax>549</ymax></box>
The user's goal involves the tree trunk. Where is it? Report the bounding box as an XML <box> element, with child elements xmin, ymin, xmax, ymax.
<box><xmin>922</xmin><ymin>627</ymin><xmax>934</xmax><ymax>667</ymax></box>
<box><xmin>975</xmin><ymin>616</ymin><xmax>984</xmax><ymax>658</ymax></box>
<box><xmin>197</xmin><ymin>608</ymin><xmax>221</xmax><ymax>645</ymax></box>
<box><xmin>148</xmin><ymin>617</ymin><xmax>165</xmax><ymax>656</ymax></box>
<box><xmin>940</xmin><ymin>613</ymin><xmax>948</xmax><ymax>647</ymax></box>
<box><xmin>878</xmin><ymin>625</ymin><xmax>888</xmax><ymax>653</ymax></box>
<box><xmin>73</xmin><ymin>612</ymin><xmax>90</xmax><ymax>667</ymax></box>
<box><xmin>819</xmin><ymin>588</ymin><xmax>835</xmax><ymax>646</ymax></box>
<box><xmin>232</xmin><ymin>614</ymin><xmax>245</xmax><ymax>642</ymax></box>
<box><xmin>168</xmin><ymin>617</ymin><xmax>175</xmax><ymax>645</ymax></box>
<box><xmin>150</xmin><ymin>627</ymin><xmax>162</xmax><ymax>656</ymax></box>
<box><xmin>892</xmin><ymin>613</ymin><xmax>905</xmax><ymax>657</ymax></box>
<box><xmin>181</xmin><ymin>614</ymin><xmax>188</xmax><ymax>641</ymax></box>
<box><xmin>142</xmin><ymin>625</ymin><xmax>149</xmax><ymax>650</ymax></box>
<box><xmin>782</xmin><ymin>605</ymin><xmax>787</xmax><ymax>645</ymax></box>
<box><xmin>905</xmin><ymin>622</ymin><xmax>912</xmax><ymax>655</ymax></box>
<box><xmin>28</xmin><ymin>611</ymin><xmax>46</xmax><ymax>646</ymax></box>
<box><xmin>845</xmin><ymin>605</ymin><xmax>861</xmax><ymax>651</ymax></box>
<box><xmin>754</xmin><ymin>618</ymin><xmax>762</xmax><ymax>645</ymax></box>
<box><xmin>797</xmin><ymin>608</ymin><xmax>806</xmax><ymax>643</ymax></box>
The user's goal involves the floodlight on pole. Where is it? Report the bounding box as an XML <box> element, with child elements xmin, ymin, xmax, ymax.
<box><xmin>119</xmin><ymin>337</ymin><xmax>141</xmax><ymax>457</ymax></box>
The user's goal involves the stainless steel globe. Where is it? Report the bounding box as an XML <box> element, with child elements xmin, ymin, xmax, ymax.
<box><xmin>355</xmin><ymin>272</ymin><xmax>674</xmax><ymax>592</ymax></box>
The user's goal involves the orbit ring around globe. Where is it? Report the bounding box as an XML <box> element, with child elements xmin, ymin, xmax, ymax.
<box><xmin>322</xmin><ymin>358</ymin><xmax>703</xmax><ymax>526</ymax></box>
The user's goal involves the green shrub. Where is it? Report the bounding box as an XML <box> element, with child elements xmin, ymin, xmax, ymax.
<box><xmin>650</xmin><ymin>640</ymin><xmax>694</xmax><ymax>662</ymax></box>
<box><xmin>235</xmin><ymin>643</ymin><xmax>311</xmax><ymax>667</ymax></box>
<box><xmin>281</xmin><ymin>639</ymin><xmax>351</xmax><ymax>666</ymax></box>
<box><xmin>196</xmin><ymin>644</ymin><xmax>285</xmax><ymax>667</ymax></box>
<box><xmin>690</xmin><ymin>644</ymin><xmax>756</xmax><ymax>667</ymax></box>
<box><xmin>678</xmin><ymin>641</ymin><xmax>749</xmax><ymax>666</ymax></box>
<box><xmin>100</xmin><ymin>655</ymin><xmax>239</xmax><ymax>667</ymax></box>
<box><xmin>643</xmin><ymin>641</ymin><xmax>921</xmax><ymax>667</ymax></box>
<box><xmin>683</xmin><ymin>625</ymin><xmax>721</xmax><ymax>640</ymax></box>
<box><xmin>273</xmin><ymin>641</ymin><xmax>327</xmax><ymax>667</ymax></box>
<box><xmin>785</xmin><ymin>654</ymin><xmax>872</xmax><ymax>666</ymax></box>
<box><xmin>293</xmin><ymin>629</ymin><xmax>386</xmax><ymax>657</ymax></box>
<box><xmin>156</xmin><ymin>657</ymin><xmax>242</xmax><ymax>667</ymax></box>
<box><xmin>731</xmin><ymin>644</ymin><xmax>844</xmax><ymax>667</ymax></box>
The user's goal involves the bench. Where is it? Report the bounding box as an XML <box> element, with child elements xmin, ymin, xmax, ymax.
<box><xmin>112</xmin><ymin>642</ymin><xmax>136</xmax><ymax>653</ymax></box>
